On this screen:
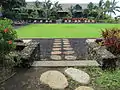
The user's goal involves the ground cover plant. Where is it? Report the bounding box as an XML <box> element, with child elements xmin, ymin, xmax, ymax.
<box><xmin>68</xmin><ymin>67</ymin><xmax>120</xmax><ymax>90</ymax></box>
<box><xmin>16</xmin><ymin>24</ymin><xmax>120</xmax><ymax>38</ymax></box>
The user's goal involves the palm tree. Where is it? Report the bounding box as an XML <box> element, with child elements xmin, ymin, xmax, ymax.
<box><xmin>104</xmin><ymin>0</ymin><xmax>111</xmax><ymax>15</ymax></box>
<box><xmin>109</xmin><ymin>0</ymin><xmax>120</xmax><ymax>16</ymax></box>
<box><xmin>51</xmin><ymin>1</ymin><xmax>62</xmax><ymax>19</ymax></box>
<box><xmin>68</xmin><ymin>6</ymin><xmax>74</xmax><ymax>17</ymax></box>
<box><xmin>42</xmin><ymin>0</ymin><xmax>62</xmax><ymax>19</ymax></box>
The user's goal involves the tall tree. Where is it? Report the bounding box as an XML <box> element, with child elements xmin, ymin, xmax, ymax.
<box><xmin>1</xmin><ymin>0</ymin><xmax>26</xmax><ymax>19</ymax></box>
<box><xmin>109</xmin><ymin>0</ymin><xmax>120</xmax><ymax>16</ymax></box>
<box><xmin>87</xmin><ymin>2</ymin><xmax>94</xmax><ymax>10</ymax></box>
<box><xmin>68</xmin><ymin>6</ymin><xmax>74</xmax><ymax>17</ymax></box>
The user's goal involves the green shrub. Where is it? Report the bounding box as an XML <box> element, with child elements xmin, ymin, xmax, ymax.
<box><xmin>0</xmin><ymin>18</ymin><xmax>17</xmax><ymax>64</ymax></box>
<box><xmin>95</xmin><ymin>69</ymin><xmax>120</xmax><ymax>90</ymax></box>
<box><xmin>104</xmin><ymin>19</ymin><xmax>116</xmax><ymax>23</ymax></box>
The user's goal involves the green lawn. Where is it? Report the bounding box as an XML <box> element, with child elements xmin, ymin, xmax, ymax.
<box><xmin>16</xmin><ymin>24</ymin><xmax>120</xmax><ymax>38</ymax></box>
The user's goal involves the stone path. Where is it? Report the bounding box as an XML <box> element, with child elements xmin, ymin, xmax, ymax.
<box><xmin>51</xmin><ymin>39</ymin><xmax>77</xmax><ymax>60</ymax></box>
<box><xmin>39</xmin><ymin>68</ymin><xmax>94</xmax><ymax>90</ymax></box>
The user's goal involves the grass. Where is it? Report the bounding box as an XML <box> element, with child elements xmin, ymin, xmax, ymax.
<box><xmin>15</xmin><ymin>24</ymin><xmax>120</xmax><ymax>38</ymax></box>
<box><xmin>67</xmin><ymin>67</ymin><xmax>120</xmax><ymax>90</ymax></box>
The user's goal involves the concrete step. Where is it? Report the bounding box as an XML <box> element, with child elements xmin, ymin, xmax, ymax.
<box><xmin>32</xmin><ymin>60</ymin><xmax>99</xmax><ymax>67</ymax></box>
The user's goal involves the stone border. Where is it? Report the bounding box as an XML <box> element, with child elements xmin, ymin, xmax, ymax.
<box><xmin>86</xmin><ymin>39</ymin><xmax>117</xmax><ymax>70</ymax></box>
<box><xmin>20</xmin><ymin>41</ymin><xmax>40</xmax><ymax>67</ymax></box>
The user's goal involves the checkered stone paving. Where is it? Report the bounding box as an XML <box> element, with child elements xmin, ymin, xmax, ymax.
<box><xmin>34</xmin><ymin>39</ymin><xmax>87</xmax><ymax>61</ymax></box>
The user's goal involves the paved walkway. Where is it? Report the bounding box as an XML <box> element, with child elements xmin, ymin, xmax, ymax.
<box><xmin>33</xmin><ymin>38</ymin><xmax>87</xmax><ymax>61</ymax></box>
<box><xmin>32</xmin><ymin>60</ymin><xmax>99</xmax><ymax>67</ymax></box>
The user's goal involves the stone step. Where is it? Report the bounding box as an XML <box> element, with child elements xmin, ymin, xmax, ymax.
<box><xmin>32</xmin><ymin>60</ymin><xmax>99</xmax><ymax>67</ymax></box>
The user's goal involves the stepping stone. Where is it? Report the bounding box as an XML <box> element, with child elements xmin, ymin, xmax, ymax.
<box><xmin>63</xmin><ymin>41</ymin><xmax>69</xmax><ymax>43</ymax></box>
<box><xmin>40</xmin><ymin>70</ymin><xmax>68</xmax><ymax>89</ymax></box>
<box><xmin>52</xmin><ymin>48</ymin><xmax>61</xmax><ymax>51</ymax></box>
<box><xmin>53</xmin><ymin>43</ymin><xmax>61</xmax><ymax>45</ymax></box>
<box><xmin>75</xmin><ymin>86</ymin><xmax>94</xmax><ymax>90</ymax></box>
<box><xmin>65</xmin><ymin>55</ymin><xmax>77</xmax><ymax>60</ymax></box>
<box><xmin>53</xmin><ymin>45</ymin><xmax>61</xmax><ymax>48</ymax></box>
<box><xmin>51</xmin><ymin>51</ymin><xmax>61</xmax><ymax>55</ymax></box>
<box><xmin>54</xmin><ymin>41</ymin><xmax>61</xmax><ymax>43</ymax></box>
<box><xmin>63</xmin><ymin>48</ymin><xmax>73</xmax><ymax>50</ymax></box>
<box><xmin>63</xmin><ymin>45</ymin><xmax>71</xmax><ymax>47</ymax></box>
<box><xmin>65</xmin><ymin>68</ymin><xmax>90</xmax><ymax>84</ymax></box>
<box><xmin>51</xmin><ymin>55</ymin><xmax>62</xmax><ymax>60</ymax></box>
<box><xmin>63</xmin><ymin>51</ymin><xmax>75</xmax><ymax>55</ymax></box>
<box><xmin>63</xmin><ymin>43</ymin><xmax>70</xmax><ymax>45</ymax></box>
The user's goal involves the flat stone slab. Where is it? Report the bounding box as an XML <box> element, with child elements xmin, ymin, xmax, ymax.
<box><xmin>63</xmin><ymin>45</ymin><xmax>71</xmax><ymax>47</ymax></box>
<box><xmin>65</xmin><ymin>55</ymin><xmax>77</xmax><ymax>60</ymax></box>
<box><xmin>51</xmin><ymin>55</ymin><xmax>62</xmax><ymax>60</ymax></box>
<box><xmin>63</xmin><ymin>41</ymin><xmax>69</xmax><ymax>43</ymax></box>
<box><xmin>32</xmin><ymin>60</ymin><xmax>99</xmax><ymax>67</ymax></box>
<box><xmin>63</xmin><ymin>48</ymin><xmax>73</xmax><ymax>50</ymax></box>
<box><xmin>52</xmin><ymin>48</ymin><xmax>61</xmax><ymax>51</ymax></box>
<box><xmin>51</xmin><ymin>51</ymin><xmax>61</xmax><ymax>55</ymax></box>
<box><xmin>53</xmin><ymin>45</ymin><xmax>61</xmax><ymax>48</ymax></box>
<box><xmin>63</xmin><ymin>51</ymin><xmax>75</xmax><ymax>55</ymax></box>
<box><xmin>54</xmin><ymin>41</ymin><xmax>61</xmax><ymax>43</ymax></box>
<box><xmin>40</xmin><ymin>70</ymin><xmax>68</xmax><ymax>89</ymax></box>
<box><xmin>65</xmin><ymin>68</ymin><xmax>90</xmax><ymax>84</ymax></box>
<box><xmin>53</xmin><ymin>43</ymin><xmax>61</xmax><ymax>45</ymax></box>
<box><xmin>63</xmin><ymin>43</ymin><xmax>70</xmax><ymax>45</ymax></box>
<box><xmin>75</xmin><ymin>86</ymin><xmax>94</xmax><ymax>90</ymax></box>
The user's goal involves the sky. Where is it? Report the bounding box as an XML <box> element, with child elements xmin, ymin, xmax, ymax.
<box><xmin>26</xmin><ymin>0</ymin><xmax>120</xmax><ymax>17</ymax></box>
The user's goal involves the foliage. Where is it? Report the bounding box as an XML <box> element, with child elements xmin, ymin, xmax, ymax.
<box><xmin>34</xmin><ymin>0</ymin><xmax>62</xmax><ymax>19</ymax></box>
<box><xmin>0</xmin><ymin>18</ymin><xmax>17</xmax><ymax>64</ymax></box>
<box><xmin>0</xmin><ymin>0</ymin><xmax>26</xmax><ymax>10</ymax></box>
<box><xmin>102</xmin><ymin>28</ymin><xmax>120</xmax><ymax>55</ymax></box>
<box><xmin>95</xmin><ymin>68</ymin><xmax>120</xmax><ymax>90</ymax></box>
<box><xmin>1</xmin><ymin>0</ymin><xmax>26</xmax><ymax>19</ymax></box>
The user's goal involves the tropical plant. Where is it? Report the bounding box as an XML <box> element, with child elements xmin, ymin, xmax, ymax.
<box><xmin>34</xmin><ymin>0</ymin><xmax>62</xmax><ymax>19</ymax></box>
<box><xmin>0</xmin><ymin>18</ymin><xmax>17</xmax><ymax>65</ymax></box>
<box><xmin>102</xmin><ymin>28</ymin><xmax>120</xmax><ymax>55</ymax></box>
<box><xmin>68</xmin><ymin>6</ymin><xmax>74</xmax><ymax>17</ymax></box>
